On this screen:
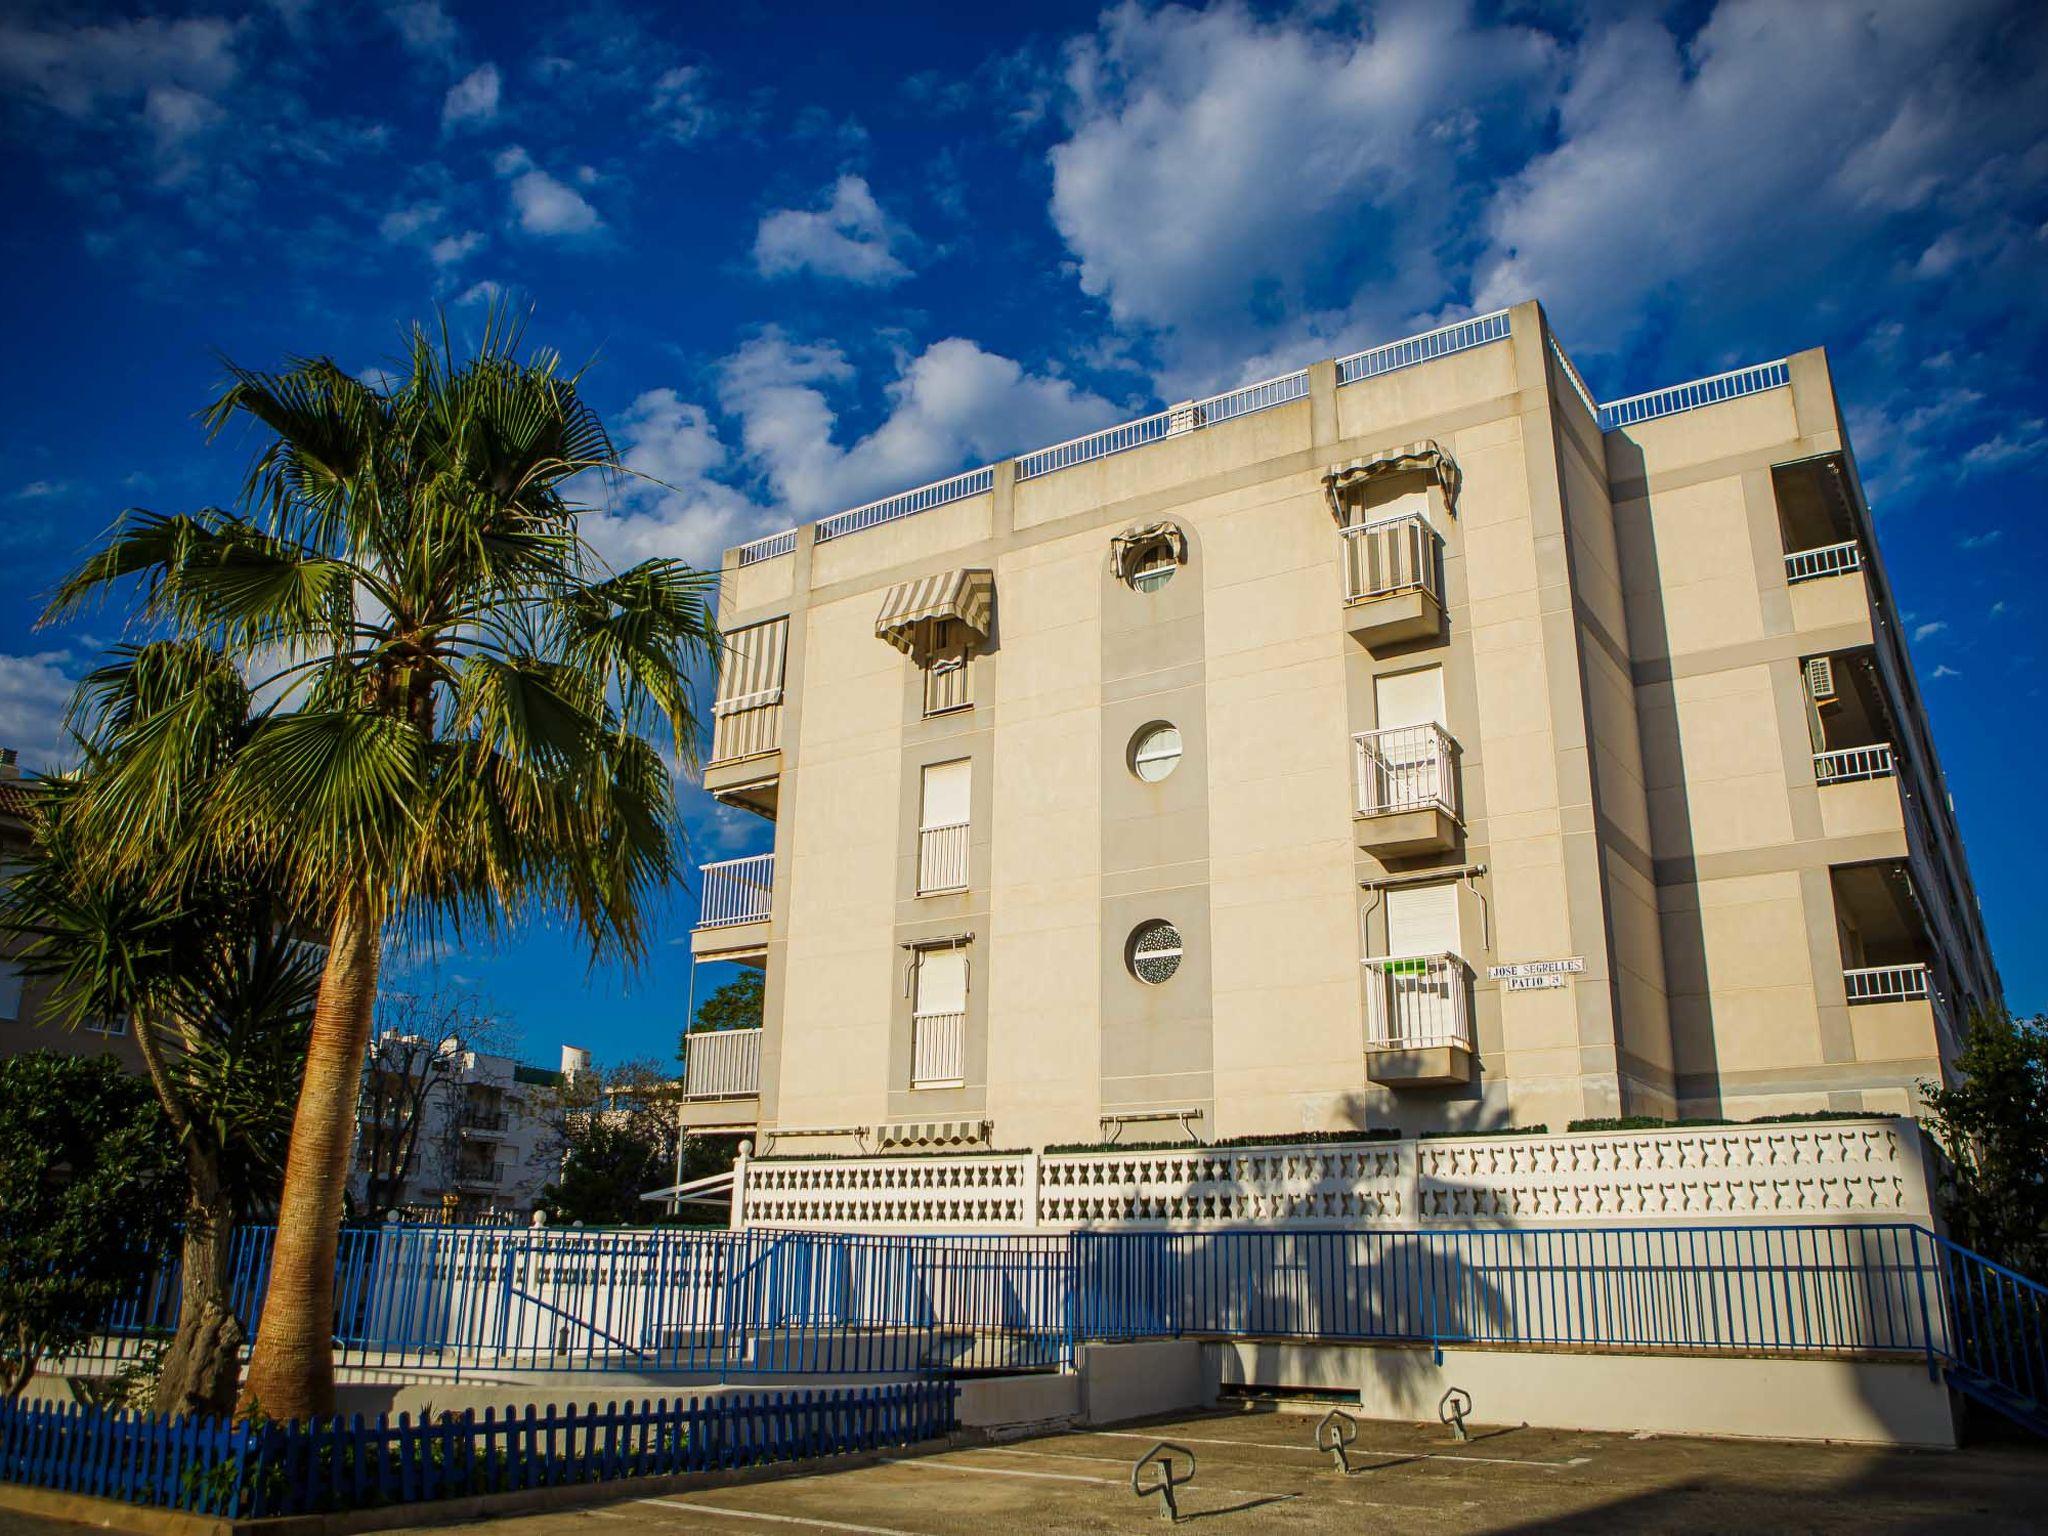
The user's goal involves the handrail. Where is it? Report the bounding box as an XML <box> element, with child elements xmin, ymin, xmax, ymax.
<box><xmin>1598</xmin><ymin>358</ymin><xmax>1790</xmax><ymax>431</ymax></box>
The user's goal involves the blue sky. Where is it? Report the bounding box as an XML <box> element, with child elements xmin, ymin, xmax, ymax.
<box><xmin>2</xmin><ymin>0</ymin><xmax>2045</xmax><ymax>1066</ymax></box>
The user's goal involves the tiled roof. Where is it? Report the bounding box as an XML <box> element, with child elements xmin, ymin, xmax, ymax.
<box><xmin>0</xmin><ymin>778</ymin><xmax>39</xmax><ymax>821</ymax></box>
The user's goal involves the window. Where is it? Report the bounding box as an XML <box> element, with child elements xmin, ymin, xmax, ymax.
<box><xmin>1385</xmin><ymin>882</ymin><xmax>1460</xmax><ymax>959</ymax></box>
<box><xmin>911</xmin><ymin>947</ymin><xmax>968</xmax><ymax>1087</ymax></box>
<box><xmin>923</xmin><ymin>618</ymin><xmax>973</xmax><ymax>716</ymax></box>
<box><xmin>85</xmin><ymin>1015</ymin><xmax>129</xmax><ymax>1037</ymax></box>
<box><xmin>0</xmin><ymin>959</ymin><xmax>21</xmax><ymax>1022</ymax></box>
<box><xmin>1129</xmin><ymin>723</ymin><xmax>1183</xmax><ymax>783</ymax></box>
<box><xmin>710</xmin><ymin>617</ymin><xmax>789</xmax><ymax>763</ymax></box>
<box><xmin>917</xmin><ymin>759</ymin><xmax>972</xmax><ymax>894</ymax></box>
<box><xmin>1127</xmin><ymin>920</ymin><xmax>1184</xmax><ymax>985</ymax></box>
<box><xmin>1129</xmin><ymin>540</ymin><xmax>1179</xmax><ymax>592</ymax></box>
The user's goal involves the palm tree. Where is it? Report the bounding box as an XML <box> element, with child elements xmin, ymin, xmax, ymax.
<box><xmin>47</xmin><ymin>313</ymin><xmax>718</xmax><ymax>1419</ymax></box>
<box><xmin>1</xmin><ymin>642</ymin><xmax>321</xmax><ymax>1416</ymax></box>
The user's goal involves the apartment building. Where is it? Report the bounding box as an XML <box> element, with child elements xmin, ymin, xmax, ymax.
<box><xmin>351</xmin><ymin>1038</ymin><xmax>585</xmax><ymax>1221</ymax></box>
<box><xmin>677</xmin><ymin>301</ymin><xmax>1999</xmax><ymax>1159</ymax></box>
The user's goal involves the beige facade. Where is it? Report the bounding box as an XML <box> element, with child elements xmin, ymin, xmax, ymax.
<box><xmin>681</xmin><ymin>302</ymin><xmax>1998</xmax><ymax>1152</ymax></box>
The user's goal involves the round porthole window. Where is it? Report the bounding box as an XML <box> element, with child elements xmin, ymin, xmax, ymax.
<box><xmin>1128</xmin><ymin>539</ymin><xmax>1179</xmax><ymax>592</ymax></box>
<box><xmin>1127</xmin><ymin>919</ymin><xmax>1184</xmax><ymax>985</ymax></box>
<box><xmin>1130</xmin><ymin>722</ymin><xmax>1183</xmax><ymax>783</ymax></box>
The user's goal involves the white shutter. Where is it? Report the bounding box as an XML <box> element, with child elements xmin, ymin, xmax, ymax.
<box><xmin>920</xmin><ymin>759</ymin><xmax>972</xmax><ymax>829</ymax></box>
<box><xmin>915</xmin><ymin>949</ymin><xmax>968</xmax><ymax>1015</ymax></box>
<box><xmin>1374</xmin><ymin>666</ymin><xmax>1447</xmax><ymax>730</ymax></box>
<box><xmin>1386</xmin><ymin>882</ymin><xmax>1460</xmax><ymax>958</ymax></box>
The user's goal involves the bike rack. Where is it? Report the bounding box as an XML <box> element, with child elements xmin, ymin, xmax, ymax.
<box><xmin>1131</xmin><ymin>1441</ymin><xmax>1197</xmax><ymax>1523</ymax></box>
<box><xmin>1314</xmin><ymin>1407</ymin><xmax>1360</xmax><ymax>1474</ymax></box>
<box><xmin>1439</xmin><ymin>1386</ymin><xmax>1473</xmax><ymax>1443</ymax></box>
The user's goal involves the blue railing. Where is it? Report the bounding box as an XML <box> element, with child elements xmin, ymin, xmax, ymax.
<box><xmin>1930</xmin><ymin>1233</ymin><xmax>2048</xmax><ymax>1420</ymax></box>
<box><xmin>0</xmin><ymin>1381</ymin><xmax>956</xmax><ymax>1519</ymax></box>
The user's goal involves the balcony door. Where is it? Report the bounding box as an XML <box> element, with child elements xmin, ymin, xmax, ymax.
<box><xmin>1383</xmin><ymin>881</ymin><xmax>1461</xmax><ymax>1044</ymax></box>
<box><xmin>1370</xmin><ymin>666</ymin><xmax>1447</xmax><ymax>813</ymax></box>
<box><xmin>917</xmin><ymin>758</ymin><xmax>972</xmax><ymax>894</ymax></box>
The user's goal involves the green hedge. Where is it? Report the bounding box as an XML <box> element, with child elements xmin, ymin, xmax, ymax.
<box><xmin>1566</xmin><ymin>1109</ymin><xmax>1886</xmax><ymax>1133</ymax></box>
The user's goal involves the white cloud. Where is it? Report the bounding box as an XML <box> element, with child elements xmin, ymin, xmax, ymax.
<box><xmin>382</xmin><ymin>0</ymin><xmax>457</xmax><ymax>61</ymax></box>
<box><xmin>1962</xmin><ymin>419</ymin><xmax>2048</xmax><ymax>474</ymax></box>
<box><xmin>651</xmin><ymin>66</ymin><xmax>716</xmax><ymax>142</ymax></box>
<box><xmin>1913</xmin><ymin>621</ymin><xmax>1948</xmax><ymax>642</ymax></box>
<box><xmin>1469</xmin><ymin>0</ymin><xmax>2030</xmax><ymax>354</ymax></box>
<box><xmin>12</xmin><ymin>479</ymin><xmax>71</xmax><ymax>501</ymax></box>
<box><xmin>454</xmin><ymin>279</ymin><xmax>507</xmax><ymax>307</ymax></box>
<box><xmin>442</xmin><ymin>63</ymin><xmax>500</xmax><ymax>128</ymax></box>
<box><xmin>429</xmin><ymin>229</ymin><xmax>485</xmax><ymax>266</ymax></box>
<box><xmin>719</xmin><ymin>330</ymin><xmax>1120</xmax><ymax>516</ymax></box>
<box><xmin>0</xmin><ymin>651</ymin><xmax>81</xmax><ymax>774</ymax></box>
<box><xmin>1931</xmin><ymin>664</ymin><xmax>1963</xmax><ymax>679</ymax></box>
<box><xmin>379</xmin><ymin>201</ymin><xmax>441</xmax><ymax>243</ymax></box>
<box><xmin>0</xmin><ymin>16</ymin><xmax>241</xmax><ymax>119</ymax></box>
<box><xmin>1045</xmin><ymin>0</ymin><xmax>1554</xmax><ymax>392</ymax></box>
<box><xmin>753</xmin><ymin>175</ymin><xmax>913</xmax><ymax>286</ymax></box>
<box><xmin>494</xmin><ymin>145</ymin><xmax>602</xmax><ymax>237</ymax></box>
<box><xmin>583</xmin><ymin>388</ymin><xmax>775</xmax><ymax>569</ymax></box>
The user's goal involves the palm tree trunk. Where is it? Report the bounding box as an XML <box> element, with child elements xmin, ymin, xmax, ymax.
<box><xmin>153</xmin><ymin>1148</ymin><xmax>243</xmax><ymax>1418</ymax></box>
<box><xmin>236</xmin><ymin>885</ymin><xmax>379</xmax><ymax>1421</ymax></box>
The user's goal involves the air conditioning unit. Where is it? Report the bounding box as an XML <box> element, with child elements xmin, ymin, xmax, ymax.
<box><xmin>1805</xmin><ymin>655</ymin><xmax>1838</xmax><ymax>706</ymax></box>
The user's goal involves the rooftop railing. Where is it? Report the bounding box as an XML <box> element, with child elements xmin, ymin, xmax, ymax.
<box><xmin>1597</xmin><ymin>358</ymin><xmax>1790</xmax><ymax>432</ymax></box>
<box><xmin>725</xmin><ymin>309</ymin><xmax>1794</xmax><ymax>565</ymax></box>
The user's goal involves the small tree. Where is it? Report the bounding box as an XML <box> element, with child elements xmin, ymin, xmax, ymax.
<box><xmin>0</xmin><ymin>1054</ymin><xmax>178</xmax><ymax>1396</ymax></box>
<box><xmin>539</xmin><ymin>1059</ymin><xmax>733</xmax><ymax>1226</ymax></box>
<box><xmin>1921</xmin><ymin>1009</ymin><xmax>2048</xmax><ymax>1275</ymax></box>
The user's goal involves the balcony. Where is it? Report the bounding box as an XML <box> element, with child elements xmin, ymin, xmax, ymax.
<box><xmin>692</xmin><ymin>853</ymin><xmax>773</xmax><ymax>961</ymax></box>
<box><xmin>1340</xmin><ymin>514</ymin><xmax>1444</xmax><ymax>650</ymax></box>
<box><xmin>451</xmin><ymin>1165</ymin><xmax>502</xmax><ymax>1190</ymax></box>
<box><xmin>911</xmin><ymin>1010</ymin><xmax>966</xmax><ymax>1089</ymax></box>
<box><xmin>1354</xmin><ymin>724</ymin><xmax>1460</xmax><ymax>855</ymax></box>
<box><xmin>682</xmin><ymin>1026</ymin><xmax>763</xmax><ymax>1100</ymax></box>
<box><xmin>705</xmin><ymin>701</ymin><xmax>783</xmax><ymax>818</ymax></box>
<box><xmin>1844</xmin><ymin>962</ymin><xmax>1930</xmax><ymax>1004</ymax></box>
<box><xmin>1784</xmin><ymin>540</ymin><xmax>1863</xmax><ymax>584</ymax></box>
<box><xmin>458</xmin><ymin>1107</ymin><xmax>509</xmax><ymax>1136</ymax></box>
<box><xmin>1815</xmin><ymin>743</ymin><xmax>1896</xmax><ymax>786</ymax></box>
<box><xmin>917</xmin><ymin>822</ymin><xmax>969</xmax><ymax>896</ymax></box>
<box><xmin>1362</xmin><ymin>952</ymin><xmax>1475</xmax><ymax>1087</ymax></box>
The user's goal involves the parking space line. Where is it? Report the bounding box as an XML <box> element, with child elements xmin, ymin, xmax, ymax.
<box><xmin>1082</xmin><ymin>1427</ymin><xmax>1591</xmax><ymax>1469</ymax></box>
<box><xmin>638</xmin><ymin>1499</ymin><xmax>927</xmax><ymax>1535</ymax></box>
<box><xmin>880</xmin><ymin>1454</ymin><xmax>1295</xmax><ymax>1504</ymax></box>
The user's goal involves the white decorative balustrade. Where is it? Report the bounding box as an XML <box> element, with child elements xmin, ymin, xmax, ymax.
<box><xmin>733</xmin><ymin>1118</ymin><xmax>1932</xmax><ymax>1230</ymax></box>
<box><xmin>682</xmin><ymin>1027</ymin><xmax>763</xmax><ymax>1100</ymax></box>
<box><xmin>1362</xmin><ymin>953</ymin><xmax>1472</xmax><ymax>1051</ymax></box>
<box><xmin>911</xmin><ymin>1011</ymin><xmax>966</xmax><ymax>1088</ymax></box>
<box><xmin>1341</xmin><ymin>512</ymin><xmax>1442</xmax><ymax>606</ymax></box>
<box><xmin>1815</xmin><ymin>743</ymin><xmax>1896</xmax><ymax>785</ymax></box>
<box><xmin>1354</xmin><ymin>724</ymin><xmax>1459</xmax><ymax>819</ymax></box>
<box><xmin>1785</xmin><ymin>540</ymin><xmax>1863</xmax><ymax>584</ymax></box>
<box><xmin>917</xmin><ymin>822</ymin><xmax>970</xmax><ymax>895</ymax></box>
<box><xmin>1844</xmin><ymin>962</ymin><xmax>1932</xmax><ymax>1004</ymax></box>
<box><xmin>696</xmin><ymin>853</ymin><xmax>773</xmax><ymax>929</ymax></box>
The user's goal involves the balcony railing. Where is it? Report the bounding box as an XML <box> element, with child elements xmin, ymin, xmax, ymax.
<box><xmin>1785</xmin><ymin>540</ymin><xmax>1863</xmax><ymax>584</ymax></box>
<box><xmin>911</xmin><ymin>1011</ymin><xmax>966</xmax><ymax>1088</ymax></box>
<box><xmin>459</xmin><ymin>1108</ymin><xmax>509</xmax><ymax>1134</ymax></box>
<box><xmin>917</xmin><ymin>822</ymin><xmax>969</xmax><ymax>895</ymax></box>
<box><xmin>1363</xmin><ymin>953</ymin><xmax>1473</xmax><ymax>1052</ymax></box>
<box><xmin>1341</xmin><ymin>513</ymin><xmax>1442</xmax><ymax>607</ymax></box>
<box><xmin>683</xmin><ymin>1026</ymin><xmax>763</xmax><ymax>1100</ymax></box>
<box><xmin>452</xmin><ymin>1166</ymin><xmax>502</xmax><ymax>1189</ymax></box>
<box><xmin>1844</xmin><ymin>962</ymin><xmax>1931</xmax><ymax>1004</ymax></box>
<box><xmin>698</xmin><ymin>853</ymin><xmax>774</xmax><ymax>929</ymax></box>
<box><xmin>710</xmin><ymin>695</ymin><xmax>782</xmax><ymax>765</ymax></box>
<box><xmin>1355</xmin><ymin>724</ymin><xmax>1459</xmax><ymax>819</ymax></box>
<box><xmin>1815</xmin><ymin>743</ymin><xmax>1897</xmax><ymax>786</ymax></box>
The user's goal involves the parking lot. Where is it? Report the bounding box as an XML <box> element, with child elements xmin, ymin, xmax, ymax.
<box><xmin>353</xmin><ymin>1405</ymin><xmax>2045</xmax><ymax>1536</ymax></box>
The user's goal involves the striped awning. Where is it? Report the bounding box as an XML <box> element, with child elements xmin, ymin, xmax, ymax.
<box><xmin>875</xmin><ymin>568</ymin><xmax>994</xmax><ymax>661</ymax></box>
<box><xmin>1322</xmin><ymin>440</ymin><xmax>1461</xmax><ymax>524</ymax></box>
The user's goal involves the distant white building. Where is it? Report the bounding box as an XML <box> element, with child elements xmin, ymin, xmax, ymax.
<box><xmin>352</xmin><ymin>1038</ymin><xmax>588</xmax><ymax>1222</ymax></box>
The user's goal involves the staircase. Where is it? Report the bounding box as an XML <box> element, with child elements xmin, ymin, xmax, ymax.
<box><xmin>1930</xmin><ymin>1232</ymin><xmax>2048</xmax><ymax>1437</ymax></box>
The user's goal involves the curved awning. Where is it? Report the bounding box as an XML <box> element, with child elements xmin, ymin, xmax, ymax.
<box><xmin>1322</xmin><ymin>440</ymin><xmax>1461</xmax><ymax>524</ymax></box>
<box><xmin>1108</xmin><ymin>519</ymin><xmax>1188</xmax><ymax>579</ymax></box>
<box><xmin>876</xmin><ymin>567</ymin><xmax>995</xmax><ymax>661</ymax></box>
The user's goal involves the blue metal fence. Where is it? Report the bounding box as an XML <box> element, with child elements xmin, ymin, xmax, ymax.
<box><xmin>0</xmin><ymin>1381</ymin><xmax>957</xmax><ymax>1519</ymax></box>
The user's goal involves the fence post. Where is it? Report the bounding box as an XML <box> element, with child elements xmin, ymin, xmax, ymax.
<box><xmin>1912</xmin><ymin>1226</ymin><xmax>1940</xmax><ymax>1383</ymax></box>
<box><xmin>731</xmin><ymin>1140</ymin><xmax>752</xmax><ymax>1231</ymax></box>
<box><xmin>1021</xmin><ymin>1148</ymin><xmax>1042</xmax><ymax>1230</ymax></box>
